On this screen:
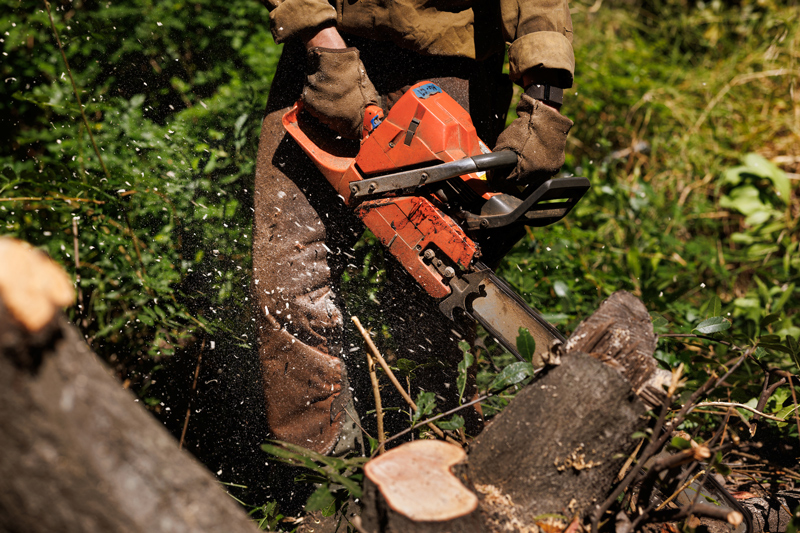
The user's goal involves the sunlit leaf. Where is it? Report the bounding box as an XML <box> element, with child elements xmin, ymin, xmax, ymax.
<box><xmin>489</xmin><ymin>362</ymin><xmax>534</xmax><ymax>391</ymax></box>
<box><xmin>516</xmin><ymin>327</ymin><xmax>536</xmax><ymax>364</ymax></box>
<box><xmin>435</xmin><ymin>415</ymin><xmax>465</xmax><ymax>431</ymax></box>
<box><xmin>694</xmin><ymin>316</ymin><xmax>731</xmax><ymax>334</ymax></box>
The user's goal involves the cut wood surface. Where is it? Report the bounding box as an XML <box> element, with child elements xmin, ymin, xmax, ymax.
<box><xmin>365</xmin><ymin>440</ymin><xmax>477</xmax><ymax>521</ymax></box>
<box><xmin>0</xmin><ymin>238</ymin><xmax>74</xmax><ymax>332</ymax></box>
<box><xmin>361</xmin><ymin>440</ymin><xmax>482</xmax><ymax>533</ymax></box>
<box><xmin>0</xmin><ymin>238</ymin><xmax>256</xmax><ymax>533</ymax></box>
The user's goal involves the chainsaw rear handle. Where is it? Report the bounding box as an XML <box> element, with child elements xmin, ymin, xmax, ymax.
<box><xmin>350</xmin><ymin>151</ymin><xmax>517</xmax><ymax>198</ymax></box>
<box><xmin>464</xmin><ymin>176</ymin><xmax>591</xmax><ymax>230</ymax></box>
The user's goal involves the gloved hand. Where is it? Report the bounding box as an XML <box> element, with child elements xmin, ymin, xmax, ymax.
<box><xmin>494</xmin><ymin>94</ymin><xmax>573</xmax><ymax>185</ymax></box>
<box><xmin>302</xmin><ymin>47</ymin><xmax>379</xmax><ymax>140</ymax></box>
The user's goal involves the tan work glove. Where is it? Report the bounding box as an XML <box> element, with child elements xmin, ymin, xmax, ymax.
<box><xmin>302</xmin><ymin>47</ymin><xmax>379</xmax><ymax>140</ymax></box>
<box><xmin>494</xmin><ymin>95</ymin><xmax>573</xmax><ymax>185</ymax></box>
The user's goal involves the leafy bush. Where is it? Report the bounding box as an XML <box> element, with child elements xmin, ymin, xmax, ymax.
<box><xmin>2</xmin><ymin>0</ymin><xmax>278</xmax><ymax>393</ymax></box>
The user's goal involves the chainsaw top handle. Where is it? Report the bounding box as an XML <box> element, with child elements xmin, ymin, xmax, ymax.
<box><xmin>349</xmin><ymin>150</ymin><xmax>517</xmax><ymax>198</ymax></box>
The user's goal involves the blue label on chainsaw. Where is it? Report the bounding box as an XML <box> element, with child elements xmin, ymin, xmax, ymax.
<box><xmin>413</xmin><ymin>83</ymin><xmax>442</xmax><ymax>99</ymax></box>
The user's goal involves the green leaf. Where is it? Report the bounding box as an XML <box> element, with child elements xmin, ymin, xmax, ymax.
<box><xmin>719</xmin><ymin>185</ymin><xmax>769</xmax><ymax>216</ymax></box>
<box><xmin>774</xmin><ymin>404</ymin><xmax>799</xmax><ymax>423</ymax></box>
<box><xmin>435</xmin><ymin>415</ymin><xmax>465</xmax><ymax>431</ymax></box>
<box><xmin>305</xmin><ymin>485</ymin><xmax>335</xmax><ymax>513</ymax></box>
<box><xmin>773</xmin><ymin>283</ymin><xmax>796</xmax><ymax>313</ymax></box>
<box><xmin>650</xmin><ymin>312</ymin><xmax>669</xmax><ymax>328</ymax></box>
<box><xmin>760</xmin><ymin>343</ymin><xmax>794</xmax><ymax>355</ymax></box>
<box><xmin>413</xmin><ymin>391</ymin><xmax>436</xmax><ymax>424</ymax></box>
<box><xmin>489</xmin><ymin>361</ymin><xmax>534</xmax><ymax>391</ymax></box>
<box><xmin>761</xmin><ymin>313</ymin><xmax>783</xmax><ymax>329</ymax></box>
<box><xmin>742</xmin><ymin>153</ymin><xmax>792</xmax><ymax>203</ymax></box>
<box><xmin>754</xmin><ymin>276</ymin><xmax>771</xmax><ymax>305</ymax></box>
<box><xmin>787</xmin><ymin>336</ymin><xmax>799</xmax><ymax>356</ymax></box>
<box><xmin>670</xmin><ymin>436</ymin><xmax>692</xmax><ymax>450</ymax></box>
<box><xmin>712</xmin><ymin>451</ymin><xmax>732</xmax><ymax>476</ymax></box>
<box><xmin>693</xmin><ymin>316</ymin><xmax>731</xmax><ymax>334</ymax></box>
<box><xmin>709</xmin><ymin>296</ymin><xmax>722</xmax><ymax>318</ymax></box>
<box><xmin>456</xmin><ymin>342</ymin><xmax>474</xmax><ymax>403</ymax></box>
<box><xmin>516</xmin><ymin>327</ymin><xmax>536</xmax><ymax>364</ymax></box>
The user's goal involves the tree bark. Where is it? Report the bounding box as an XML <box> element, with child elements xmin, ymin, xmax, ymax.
<box><xmin>468</xmin><ymin>351</ymin><xmax>647</xmax><ymax>524</ymax></box>
<box><xmin>0</xmin><ymin>238</ymin><xmax>256</xmax><ymax>533</ymax></box>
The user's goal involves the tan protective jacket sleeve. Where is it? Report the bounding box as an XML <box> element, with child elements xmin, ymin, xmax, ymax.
<box><xmin>264</xmin><ymin>0</ymin><xmax>574</xmax><ymax>87</ymax></box>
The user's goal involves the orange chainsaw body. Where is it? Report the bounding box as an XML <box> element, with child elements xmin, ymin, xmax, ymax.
<box><xmin>283</xmin><ymin>81</ymin><xmax>492</xmax><ymax>299</ymax></box>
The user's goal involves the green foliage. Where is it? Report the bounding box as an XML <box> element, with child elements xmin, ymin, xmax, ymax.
<box><xmin>488</xmin><ymin>361</ymin><xmax>535</xmax><ymax>392</ymax></box>
<box><xmin>435</xmin><ymin>414</ymin><xmax>465</xmax><ymax>431</ymax></box>
<box><xmin>456</xmin><ymin>340</ymin><xmax>475</xmax><ymax>403</ymax></box>
<box><xmin>261</xmin><ymin>440</ymin><xmax>368</xmax><ymax>520</ymax></box>
<box><xmin>412</xmin><ymin>391</ymin><xmax>436</xmax><ymax>425</ymax></box>
<box><xmin>495</xmin><ymin>0</ymin><xmax>799</xmax><ymax>442</ymax></box>
<box><xmin>693</xmin><ymin>316</ymin><xmax>731</xmax><ymax>335</ymax></box>
<box><xmin>516</xmin><ymin>327</ymin><xmax>536</xmax><ymax>364</ymax></box>
<box><xmin>1</xmin><ymin>0</ymin><xmax>279</xmax><ymax>392</ymax></box>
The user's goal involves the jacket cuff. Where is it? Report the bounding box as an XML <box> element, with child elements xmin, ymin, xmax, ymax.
<box><xmin>270</xmin><ymin>0</ymin><xmax>337</xmax><ymax>44</ymax></box>
<box><xmin>509</xmin><ymin>31</ymin><xmax>575</xmax><ymax>88</ymax></box>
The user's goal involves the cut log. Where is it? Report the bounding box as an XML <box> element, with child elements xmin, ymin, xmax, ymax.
<box><xmin>361</xmin><ymin>291</ymin><xmax>664</xmax><ymax>532</ymax></box>
<box><xmin>360</xmin><ymin>440</ymin><xmax>482</xmax><ymax>533</ymax></box>
<box><xmin>564</xmin><ymin>290</ymin><xmax>670</xmax><ymax>409</ymax></box>
<box><xmin>467</xmin><ymin>291</ymin><xmax>660</xmax><ymax>523</ymax></box>
<box><xmin>0</xmin><ymin>237</ymin><xmax>256</xmax><ymax>533</ymax></box>
<box><xmin>468</xmin><ymin>351</ymin><xmax>647</xmax><ymax>524</ymax></box>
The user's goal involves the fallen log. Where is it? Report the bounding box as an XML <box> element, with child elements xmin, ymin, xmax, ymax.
<box><xmin>0</xmin><ymin>237</ymin><xmax>256</xmax><ymax>533</ymax></box>
<box><xmin>360</xmin><ymin>291</ymin><xmax>668</xmax><ymax>532</ymax></box>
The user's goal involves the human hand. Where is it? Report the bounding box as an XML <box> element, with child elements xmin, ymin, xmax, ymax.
<box><xmin>494</xmin><ymin>94</ymin><xmax>573</xmax><ymax>185</ymax></box>
<box><xmin>301</xmin><ymin>28</ymin><xmax>378</xmax><ymax>140</ymax></box>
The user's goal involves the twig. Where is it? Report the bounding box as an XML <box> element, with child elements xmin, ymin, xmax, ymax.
<box><xmin>373</xmin><ymin>394</ymin><xmax>490</xmax><ymax>457</ymax></box>
<box><xmin>179</xmin><ymin>337</ymin><xmax>205</xmax><ymax>450</ymax></box>
<box><xmin>343</xmin><ymin>404</ymin><xmax>374</xmax><ymax>442</ymax></box>
<box><xmin>752</xmin><ymin>376</ymin><xmax>786</xmax><ymax>435</ymax></box>
<box><xmin>655</xmin><ymin>469</ymin><xmax>706</xmax><ymax>511</ymax></box>
<box><xmin>788</xmin><ymin>377</ymin><xmax>800</xmax><ymax>448</ymax></box>
<box><xmin>616</xmin><ymin>438</ymin><xmax>644</xmax><ymax>483</ymax></box>
<box><xmin>592</xmin><ymin>351</ymin><xmax>749</xmax><ymax>533</ymax></box>
<box><xmin>659</xmin><ymin>333</ymin><xmax>739</xmax><ymax>349</ymax></box>
<box><xmin>364</xmin><ymin>346</ymin><xmax>386</xmax><ymax>454</ymax></box>
<box><xmin>689</xmin><ymin>402</ymin><xmax>794</xmax><ymax>422</ymax></box>
<box><xmin>649</xmin><ymin>502</ymin><xmax>743</xmax><ymax>527</ymax></box>
<box><xmin>351</xmin><ymin>316</ymin><xmax>446</xmax><ymax>440</ymax></box>
<box><xmin>71</xmin><ymin>217</ymin><xmax>83</xmax><ymax>315</ymax></box>
<box><xmin>44</xmin><ymin>0</ymin><xmax>110</xmax><ymax>181</ymax></box>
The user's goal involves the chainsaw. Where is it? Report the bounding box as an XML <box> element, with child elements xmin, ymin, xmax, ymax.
<box><xmin>283</xmin><ymin>81</ymin><xmax>590</xmax><ymax>364</ymax></box>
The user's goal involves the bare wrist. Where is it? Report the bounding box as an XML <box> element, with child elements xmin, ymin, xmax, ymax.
<box><xmin>303</xmin><ymin>25</ymin><xmax>347</xmax><ymax>50</ymax></box>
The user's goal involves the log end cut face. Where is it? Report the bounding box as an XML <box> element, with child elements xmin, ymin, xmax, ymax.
<box><xmin>0</xmin><ymin>237</ymin><xmax>74</xmax><ymax>332</ymax></box>
<box><xmin>364</xmin><ymin>440</ymin><xmax>478</xmax><ymax>522</ymax></box>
